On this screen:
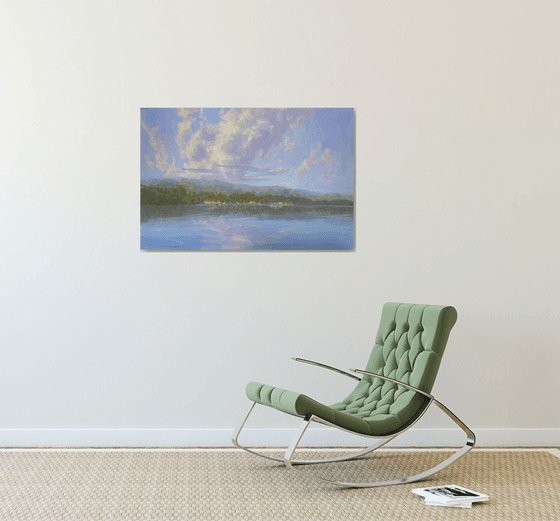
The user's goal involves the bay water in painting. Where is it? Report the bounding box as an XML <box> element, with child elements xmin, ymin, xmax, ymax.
<box><xmin>141</xmin><ymin>108</ymin><xmax>354</xmax><ymax>250</ymax></box>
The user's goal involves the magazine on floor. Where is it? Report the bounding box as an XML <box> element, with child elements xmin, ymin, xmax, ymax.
<box><xmin>412</xmin><ymin>485</ymin><xmax>489</xmax><ymax>507</ymax></box>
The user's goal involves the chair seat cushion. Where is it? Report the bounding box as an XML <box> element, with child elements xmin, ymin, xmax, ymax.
<box><xmin>329</xmin><ymin>380</ymin><xmax>429</xmax><ymax>436</ymax></box>
<box><xmin>246</xmin><ymin>380</ymin><xmax>431</xmax><ymax>437</ymax></box>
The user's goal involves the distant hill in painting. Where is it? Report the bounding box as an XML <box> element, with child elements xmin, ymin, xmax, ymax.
<box><xmin>141</xmin><ymin>178</ymin><xmax>354</xmax><ymax>207</ymax></box>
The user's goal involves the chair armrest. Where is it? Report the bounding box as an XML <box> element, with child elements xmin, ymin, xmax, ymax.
<box><xmin>292</xmin><ymin>357</ymin><xmax>362</xmax><ymax>381</ymax></box>
<box><xmin>349</xmin><ymin>368</ymin><xmax>434</xmax><ymax>399</ymax></box>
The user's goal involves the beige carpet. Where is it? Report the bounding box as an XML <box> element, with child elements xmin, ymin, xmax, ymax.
<box><xmin>0</xmin><ymin>449</ymin><xmax>559</xmax><ymax>520</ymax></box>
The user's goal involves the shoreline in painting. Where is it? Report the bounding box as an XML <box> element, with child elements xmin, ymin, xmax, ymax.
<box><xmin>140</xmin><ymin>179</ymin><xmax>353</xmax><ymax>209</ymax></box>
<box><xmin>141</xmin><ymin>203</ymin><xmax>353</xmax><ymax>222</ymax></box>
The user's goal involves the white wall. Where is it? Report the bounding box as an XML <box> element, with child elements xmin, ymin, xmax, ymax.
<box><xmin>1</xmin><ymin>0</ymin><xmax>559</xmax><ymax>447</ymax></box>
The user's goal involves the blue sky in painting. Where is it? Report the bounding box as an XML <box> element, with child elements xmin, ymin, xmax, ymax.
<box><xmin>141</xmin><ymin>108</ymin><xmax>354</xmax><ymax>194</ymax></box>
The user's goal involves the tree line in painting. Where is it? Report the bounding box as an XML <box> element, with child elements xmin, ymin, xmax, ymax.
<box><xmin>140</xmin><ymin>183</ymin><xmax>354</xmax><ymax>207</ymax></box>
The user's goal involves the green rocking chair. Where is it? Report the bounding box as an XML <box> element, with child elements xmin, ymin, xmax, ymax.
<box><xmin>232</xmin><ymin>302</ymin><xmax>475</xmax><ymax>487</ymax></box>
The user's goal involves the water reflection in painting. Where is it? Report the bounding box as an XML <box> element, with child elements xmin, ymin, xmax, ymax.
<box><xmin>141</xmin><ymin>205</ymin><xmax>353</xmax><ymax>251</ymax></box>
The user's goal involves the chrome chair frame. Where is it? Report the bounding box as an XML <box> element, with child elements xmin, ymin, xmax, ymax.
<box><xmin>232</xmin><ymin>358</ymin><xmax>475</xmax><ymax>488</ymax></box>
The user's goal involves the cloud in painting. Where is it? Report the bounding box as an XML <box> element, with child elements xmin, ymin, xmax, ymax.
<box><xmin>293</xmin><ymin>147</ymin><xmax>339</xmax><ymax>178</ymax></box>
<box><xmin>175</xmin><ymin>108</ymin><xmax>198</xmax><ymax>151</ymax></box>
<box><xmin>284</xmin><ymin>136</ymin><xmax>296</xmax><ymax>152</ymax></box>
<box><xmin>176</xmin><ymin>108</ymin><xmax>313</xmax><ymax>182</ymax></box>
<box><xmin>141</xmin><ymin>120</ymin><xmax>185</xmax><ymax>178</ymax></box>
<box><xmin>141</xmin><ymin>107</ymin><xmax>354</xmax><ymax>194</ymax></box>
<box><xmin>319</xmin><ymin>148</ymin><xmax>339</xmax><ymax>180</ymax></box>
<box><xmin>141</xmin><ymin>121</ymin><xmax>168</xmax><ymax>171</ymax></box>
<box><xmin>295</xmin><ymin>149</ymin><xmax>318</xmax><ymax>176</ymax></box>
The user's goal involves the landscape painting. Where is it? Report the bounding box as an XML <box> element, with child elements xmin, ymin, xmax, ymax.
<box><xmin>141</xmin><ymin>108</ymin><xmax>354</xmax><ymax>250</ymax></box>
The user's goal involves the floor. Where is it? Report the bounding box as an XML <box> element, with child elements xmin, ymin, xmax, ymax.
<box><xmin>0</xmin><ymin>447</ymin><xmax>559</xmax><ymax>520</ymax></box>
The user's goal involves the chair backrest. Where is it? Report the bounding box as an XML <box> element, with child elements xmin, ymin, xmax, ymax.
<box><xmin>366</xmin><ymin>302</ymin><xmax>457</xmax><ymax>394</ymax></box>
<box><xmin>333</xmin><ymin>303</ymin><xmax>458</xmax><ymax>435</ymax></box>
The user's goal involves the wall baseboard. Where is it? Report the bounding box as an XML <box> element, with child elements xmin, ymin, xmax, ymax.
<box><xmin>0</xmin><ymin>428</ymin><xmax>558</xmax><ymax>447</ymax></box>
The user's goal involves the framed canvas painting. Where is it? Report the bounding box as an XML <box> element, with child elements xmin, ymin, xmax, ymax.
<box><xmin>141</xmin><ymin>108</ymin><xmax>354</xmax><ymax>251</ymax></box>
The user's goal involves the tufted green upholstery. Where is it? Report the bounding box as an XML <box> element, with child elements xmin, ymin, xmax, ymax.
<box><xmin>246</xmin><ymin>303</ymin><xmax>458</xmax><ymax>437</ymax></box>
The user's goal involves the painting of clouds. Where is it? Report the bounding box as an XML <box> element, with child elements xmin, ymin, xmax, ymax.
<box><xmin>141</xmin><ymin>108</ymin><xmax>354</xmax><ymax>251</ymax></box>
